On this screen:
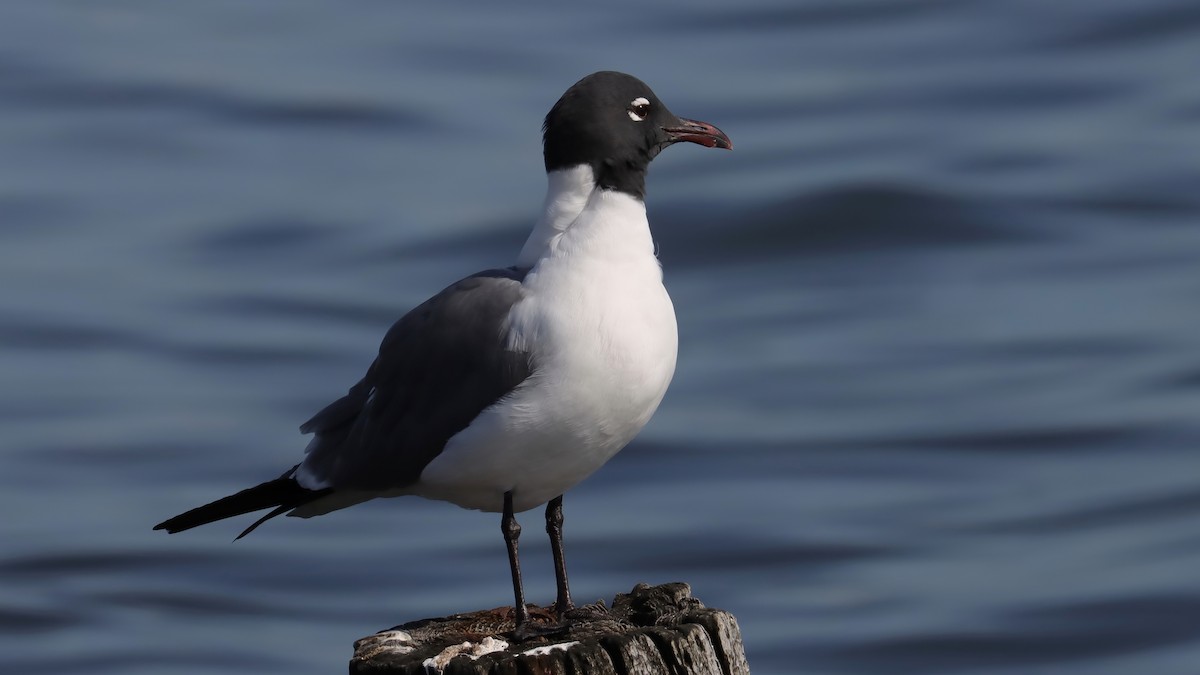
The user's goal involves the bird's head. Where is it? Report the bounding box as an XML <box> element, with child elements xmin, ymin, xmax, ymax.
<box><xmin>542</xmin><ymin>71</ymin><xmax>731</xmax><ymax>198</ymax></box>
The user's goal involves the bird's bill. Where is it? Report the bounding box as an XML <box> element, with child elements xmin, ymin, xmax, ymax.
<box><xmin>663</xmin><ymin>118</ymin><xmax>732</xmax><ymax>150</ymax></box>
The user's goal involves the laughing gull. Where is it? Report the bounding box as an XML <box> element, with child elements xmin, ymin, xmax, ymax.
<box><xmin>154</xmin><ymin>71</ymin><xmax>731</xmax><ymax>635</ymax></box>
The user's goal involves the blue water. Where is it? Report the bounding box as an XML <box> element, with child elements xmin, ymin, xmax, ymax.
<box><xmin>3</xmin><ymin>1</ymin><xmax>1199</xmax><ymax>673</ymax></box>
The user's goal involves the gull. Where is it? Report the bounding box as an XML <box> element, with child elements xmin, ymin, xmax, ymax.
<box><xmin>155</xmin><ymin>71</ymin><xmax>731</xmax><ymax>635</ymax></box>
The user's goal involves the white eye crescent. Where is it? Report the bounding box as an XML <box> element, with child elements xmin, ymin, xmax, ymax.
<box><xmin>627</xmin><ymin>97</ymin><xmax>651</xmax><ymax>122</ymax></box>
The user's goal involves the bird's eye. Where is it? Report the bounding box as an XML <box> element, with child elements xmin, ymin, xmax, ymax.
<box><xmin>627</xmin><ymin>97</ymin><xmax>651</xmax><ymax>122</ymax></box>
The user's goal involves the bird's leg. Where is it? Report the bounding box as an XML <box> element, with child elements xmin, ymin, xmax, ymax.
<box><xmin>502</xmin><ymin>491</ymin><xmax>530</xmax><ymax>631</ymax></box>
<box><xmin>545</xmin><ymin>495</ymin><xmax>574</xmax><ymax>617</ymax></box>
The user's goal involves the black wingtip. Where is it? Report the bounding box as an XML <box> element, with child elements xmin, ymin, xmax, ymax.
<box><xmin>151</xmin><ymin>472</ymin><xmax>329</xmax><ymax>537</ymax></box>
<box><xmin>234</xmin><ymin>505</ymin><xmax>291</xmax><ymax>541</ymax></box>
<box><xmin>153</xmin><ymin>515</ymin><xmax>193</xmax><ymax>534</ymax></box>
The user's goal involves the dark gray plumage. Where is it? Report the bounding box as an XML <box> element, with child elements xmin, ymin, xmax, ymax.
<box><xmin>299</xmin><ymin>266</ymin><xmax>533</xmax><ymax>490</ymax></box>
<box><xmin>155</xmin><ymin>266</ymin><xmax>532</xmax><ymax>534</ymax></box>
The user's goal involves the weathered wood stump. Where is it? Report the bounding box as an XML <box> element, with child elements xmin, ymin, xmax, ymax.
<box><xmin>351</xmin><ymin>582</ymin><xmax>749</xmax><ymax>675</ymax></box>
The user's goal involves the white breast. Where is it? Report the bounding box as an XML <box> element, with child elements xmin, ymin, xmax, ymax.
<box><xmin>414</xmin><ymin>187</ymin><xmax>678</xmax><ymax>513</ymax></box>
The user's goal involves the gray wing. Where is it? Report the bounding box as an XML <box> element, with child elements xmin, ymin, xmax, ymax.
<box><xmin>296</xmin><ymin>266</ymin><xmax>532</xmax><ymax>491</ymax></box>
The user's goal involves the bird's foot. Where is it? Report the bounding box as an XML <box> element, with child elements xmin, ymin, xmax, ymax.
<box><xmin>559</xmin><ymin>599</ymin><xmax>610</xmax><ymax>623</ymax></box>
<box><xmin>510</xmin><ymin>618</ymin><xmax>570</xmax><ymax>643</ymax></box>
<box><xmin>507</xmin><ymin>604</ymin><xmax>568</xmax><ymax>643</ymax></box>
<box><xmin>508</xmin><ymin>600</ymin><xmax>615</xmax><ymax>641</ymax></box>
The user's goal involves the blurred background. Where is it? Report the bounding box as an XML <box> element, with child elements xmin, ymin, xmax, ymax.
<box><xmin>2</xmin><ymin>1</ymin><xmax>1199</xmax><ymax>673</ymax></box>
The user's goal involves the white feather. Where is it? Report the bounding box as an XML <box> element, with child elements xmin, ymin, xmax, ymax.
<box><xmin>516</xmin><ymin>165</ymin><xmax>596</xmax><ymax>267</ymax></box>
<box><xmin>414</xmin><ymin>169</ymin><xmax>677</xmax><ymax>513</ymax></box>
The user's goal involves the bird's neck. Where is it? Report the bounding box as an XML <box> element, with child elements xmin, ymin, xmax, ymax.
<box><xmin>517</xmin><ymin>165</ymin><xmax>597</xmax><ymax>267</ymax></box>
<box><xmin>592</xmin><ymin>157</ymin><xmax>648</xmax><ymax>200</ymax></box>
<box><xmin>517</xmin><ymin>164</ymin><xmax>654</xmax><ymax>269</ymax></box>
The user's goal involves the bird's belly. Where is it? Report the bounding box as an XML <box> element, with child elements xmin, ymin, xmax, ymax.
<box><xmin>414</xmin><ymin>280</ymin><xmax>677</xmax><ymax>513</ymax></box>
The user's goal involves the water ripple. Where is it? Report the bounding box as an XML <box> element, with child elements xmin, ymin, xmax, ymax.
<box><xmin>815</xmin><ymin>594</ymin><xmax>1200</xmax><ymax>672</ymax></box>
<box><xmin>664</xmin><ymin>182</ymin><xmax>1037</xmax><ymax>266</ymax></box>
<box><xmin>0</xmin><ymin>55</ymin><xmax>427</xmax><ymax>132</ymax></box>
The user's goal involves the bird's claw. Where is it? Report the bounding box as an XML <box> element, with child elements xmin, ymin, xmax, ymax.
<box><xmin>560</xmin><ymin>600</ymin><xmax>610</xmax><ymax>623</ymax></box>
<box><xmin>509</xmin><ymin>619</ymin><xmax>570</xmax><ymax>643</ymax></box>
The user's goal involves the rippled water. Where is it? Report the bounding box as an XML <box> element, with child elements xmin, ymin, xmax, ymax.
<box><xmin>3</xmin><ymin>1</ymin><xmax>1199</xmax><ymax>673</ymax></box>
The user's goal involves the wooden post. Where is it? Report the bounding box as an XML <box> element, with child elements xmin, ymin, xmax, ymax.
<box><xmin>351</xmin><ymin>582</ymin><xmax>750</xmax><ymax>675</ymax></box>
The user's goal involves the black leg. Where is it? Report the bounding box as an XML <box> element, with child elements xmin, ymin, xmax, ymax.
<box><xmin>546</xmin><ymin>495</ymin><xmax>573</xmax><ymax>616</ymax></box>
<box><xmin>502</xmin><ymin>491</ymin><xmax>530</xmax><ymax>629</ymax></box>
